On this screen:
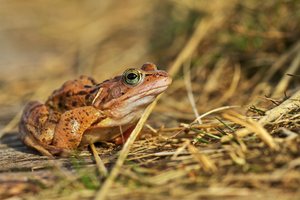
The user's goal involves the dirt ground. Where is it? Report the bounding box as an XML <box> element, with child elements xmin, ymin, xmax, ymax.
<box><xmin>0</xmin><ymin>1</ymin><xmax>299</xmax><ymax>200</ymax></box>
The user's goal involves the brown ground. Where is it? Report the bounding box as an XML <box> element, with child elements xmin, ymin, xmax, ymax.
<box><xmin>0</xmin><ymin>1</ymin><xmax>299</xmax><ymax>200</ymax></box>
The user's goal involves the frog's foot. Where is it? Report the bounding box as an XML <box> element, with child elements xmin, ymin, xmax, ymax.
<box><xmin>20</xmin><ymin>132</ymin><xmax>67</xmax><ymax>157</ymax></box>
<box><xmin>21</xmin><ymin>132</ymin><xmax>76</xmax><ymax>157</ymax></box>
<box><xmin>113</xmin><ymin>125</ymin><xmax>136</xmax><ymax>145</ymax></box>
<box><xmin>19</xmin><ymin>101</ymin><xmax>69</xmax><ymax>157</ymax></box>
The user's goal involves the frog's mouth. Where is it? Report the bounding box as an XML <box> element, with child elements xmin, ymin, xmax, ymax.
<box><xmin>124</xmin><ymin>78</ymin><xmax>171</xmax><ymax>102</ymax></box>
<box><xmin>103</xmin><ymin>76</ymin><xmax>171</xmax><ymax>120</ymax></box>
<box><xmin>138</xmin><ymin>85</ymin><xmax>169</xmax><ymax>96</ymax></box>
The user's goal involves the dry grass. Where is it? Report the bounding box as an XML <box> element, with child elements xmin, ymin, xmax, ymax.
<box><xmin>0</xmin><ymin>0</ymin><xmax>300</xmax><ymax>200</ymax></box>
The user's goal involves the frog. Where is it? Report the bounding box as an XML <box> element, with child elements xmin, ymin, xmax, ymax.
<box><xmin>19</xmin><ymin>63</ymin><xmax>172</xmax><ymax>157</ymax></box>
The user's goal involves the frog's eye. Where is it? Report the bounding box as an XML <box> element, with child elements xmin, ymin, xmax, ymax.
<box><xmin>122</xmin><ymin>69</ymin><xmax>143</xmax><ymax>86</ymax></box>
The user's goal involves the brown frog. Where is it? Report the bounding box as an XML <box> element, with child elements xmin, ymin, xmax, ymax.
<box><xmin>19</xmin><ymin>63</ymin><xmax>172</xmax><ymax>157</ymax></box>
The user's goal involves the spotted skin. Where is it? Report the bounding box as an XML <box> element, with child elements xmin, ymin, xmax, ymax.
<box><xmin>52</xmin><ymin>106</ymin><xmax>102</xmax><ymax>149</ymax></box>
<box><xmin>19</xmin><ymin>63</ymin><xmax>172</xmax><ymax>157</ymax></box>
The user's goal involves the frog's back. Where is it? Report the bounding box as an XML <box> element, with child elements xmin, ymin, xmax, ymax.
<box><xmin>45</xmin><ymin>76</ymin><xmax>98</xmax><ymax>112</ymax></box>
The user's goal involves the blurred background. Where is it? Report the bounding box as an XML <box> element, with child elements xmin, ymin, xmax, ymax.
<box><xmin>0</xmin><ymin>0</ymin><xmax>299</xmax><ymax>136</ymax></box>
<box><xmin>1</xmin><ymin>1</ymin><xmax>300</xmax><ymax>199</ymax></box>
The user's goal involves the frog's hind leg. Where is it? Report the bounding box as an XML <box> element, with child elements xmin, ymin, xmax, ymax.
<box><xmin>52</xmin><ymin>106</ymin><xmax>103</xmax><ymax>150</ymax></box>
<box><xmin>19</xmin><ymin>101</ymin><xmax>65</xmax><ymax>157</ymax></box>
<box><xmin>19</xmin><ymin>126</ymin><xmax>57</xmax><ymax>157</ymax></box>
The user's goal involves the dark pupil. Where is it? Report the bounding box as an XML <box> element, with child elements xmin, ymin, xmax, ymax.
<box><xmin>127</xmin><ymin>73</ymin><xmax>137</xmax><ymax>80</ymax></box>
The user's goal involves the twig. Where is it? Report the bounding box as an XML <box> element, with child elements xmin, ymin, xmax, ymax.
<box><xmin>222</xmin><ymin>89</ymin><xmax>300</xmax><ymax>142</ymax></box>
<box><xmin>93</xmin><ymin>94</ymin><xmax>161</xmax><ymax>200</ymax></box>
<box><xmin>259</xmin><ymin>89</ymin><xmax>300</xmax><ymax>125</ymax></box>
<box><xmin>191</xmin><ymin>105</ymin><xmax>240</xmax><ymax>124</ymax></box>
<box><xmin>187</xmin><ymin>142</ymin><xmax>217</xmax><ymax>173</ymax></box>
<box><xmin>90</xmin><ymin>144</ymin><xmax>108</xmax><ymax>177</ymax></box>
<box><xmin>119</xmin><ymin>125</ymin><xmax>125</xmax><ymax>145</ymax></box>
<box><xmin>171</xmin><ymin>140</ymin><xmax>190</xmax><ymax>160</ymax></box>
<box><xmin>160</xmin><ymin>122</ymin><xmax>234</xmax><ymax>132</ymax></box>
<box><xmin>184</xmin><ymin>62</ymin><xmax>202</xmax><ymax>124</ymax></box>
<box><xmin>169</xmin><ymin>105</ymin><xmax>239</xmax><ymax>139</ymax></box>
<box><xmin>145</xmin><ymin>124</ymin><xmax>157</xmax><ymax>133</ymax></box>
<box><xmin>272</xmin><ymin>51</ymin><xmax>300</xmax><ymax>97</ymax></box>
<box><xmin>222</xmin><ymin>112</ymin><xmax>278</xmax><ymax>151</ymax></box>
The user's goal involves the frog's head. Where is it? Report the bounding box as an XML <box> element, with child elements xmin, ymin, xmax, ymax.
<box><xmin>92</xmin><ymin>63</ymin><xmax>172</xmax><ymax>126</ymax></box>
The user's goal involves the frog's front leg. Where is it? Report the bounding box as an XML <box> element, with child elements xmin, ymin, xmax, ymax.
<box><xmin>113</xmin><ymin>125</ymin><xmax>137</xmax><ymax>145</ymax></box>
<box><xmin>52</xmin><ymin>106</ymin><xmax>104</xmax><ymax>150</ymax></box>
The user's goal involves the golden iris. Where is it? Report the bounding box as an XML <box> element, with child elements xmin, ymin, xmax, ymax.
<box><xmin>122</xmin><ymin>69</ymin><xmax>143</xmax><ymax>86</ymax></box>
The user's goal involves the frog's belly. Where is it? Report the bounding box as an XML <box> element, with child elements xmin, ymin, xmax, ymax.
<box><xmin>80</xmin><ymin>124</ymin><xmax>133</xmax><ymax>145</ymax></box>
